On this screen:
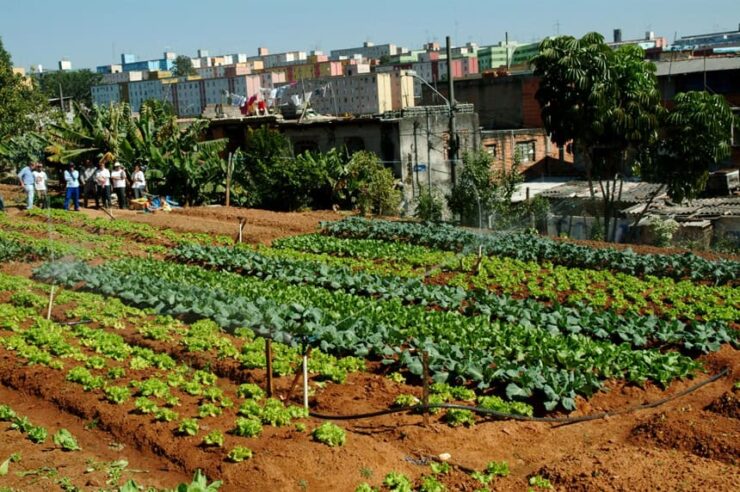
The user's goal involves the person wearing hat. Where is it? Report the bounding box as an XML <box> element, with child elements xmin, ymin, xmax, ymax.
<box><xmin>63</xmin><ymin>162</ymin><xmax>80</xmax><ymax>211</ymax></box>
<box><xmin>111</xmin><ymin>162</ymin><xmax>128</xmax><ymax>209</ymax></box>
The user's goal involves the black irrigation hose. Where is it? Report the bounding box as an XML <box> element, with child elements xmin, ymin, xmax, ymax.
<box><xmin>308</xmin><ymin>368</ymin><xmax>730</xmax><ymax>426</ymax></box>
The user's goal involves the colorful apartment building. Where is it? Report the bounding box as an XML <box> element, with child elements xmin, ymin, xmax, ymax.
<box><xmin>330</xmin><ymin>41</ymin><xmax>406</xmax><ymax>60</ymax></box>
<box><xmin>278</xmin><ymin>71</ymin><xmax>414</xmax><ymax>116</ymax></box>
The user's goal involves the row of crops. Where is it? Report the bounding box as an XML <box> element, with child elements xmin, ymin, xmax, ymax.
<box><xmin>322</xmin><ymin>217</ymin><xmax>740</xmax><ymax>285</ymax></box>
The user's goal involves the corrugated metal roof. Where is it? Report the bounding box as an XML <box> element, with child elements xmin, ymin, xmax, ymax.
<box><xmin>540</xmin><ymin>181</ymin><xmax>666</xmax><ymax>203</ymax></box>
<box><xmin>624</xmin><ymin>195</ymin><xmax>740</xmax><ymax>218</ymax></box>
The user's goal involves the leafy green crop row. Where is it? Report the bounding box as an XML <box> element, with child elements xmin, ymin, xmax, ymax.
<box><xmin>273</xmin><ymin>234</ymin><xmax>450</xmax><ymax>268</ymax></box>
<box><xmin>322</xmin><ymin>218</ymin><xmax>739</xmax><ymax>285</ymax></box>
<box><xmin>275</xmin><ymin>234</ymin><xmax>738</xmax><ymax>322</ymax></box>
<box><xmin>0</xmin><ymin>285</ymin><xmax>311</xmax><ymax>456</ymax></box>
<box><xmin>171</xmin><ymin>243</ymin><xmax>736</xmax><ymax>353</ymax></box>
<box><xmin>35</xmin><ymin>260</ymin><xmax>703</xmax><ymax>411</ymax></box>
<box><xmin>0</xmin><ymin>272</ymin><xmax>364</xmax><ymax>384</ymax></box>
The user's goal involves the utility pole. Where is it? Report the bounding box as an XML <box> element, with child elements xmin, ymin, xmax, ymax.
<box><xmin>58</xmin><ymin>83</ymin><xmax>65</xmax><ymax>114</ymax></box>
<box><xmin>446</xmin><ymin>36</ymin><xmax>458</xmax><ymax>185</ymax></box>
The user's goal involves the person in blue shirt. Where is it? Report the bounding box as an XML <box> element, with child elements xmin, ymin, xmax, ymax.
<box><xmin>63</xmin><ymin>163</ymin><xmax>80</xmax><ymax>211</ymax></box>
<box><xmin>17</xmin><ymin>162</ymin><xmax>37</xmax><ymax>210</ymax></box>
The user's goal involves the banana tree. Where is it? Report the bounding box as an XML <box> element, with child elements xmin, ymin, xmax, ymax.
<box><xmin>45</xmin><ymin>102</ymin><xmax>134</xmax><ymax>164</ymax></box>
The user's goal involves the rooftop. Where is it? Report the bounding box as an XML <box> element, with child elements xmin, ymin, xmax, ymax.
<box><xmin>654</xmin><ymin>56</ymin><xmax>740</xmax><ymax>76</ymax></box>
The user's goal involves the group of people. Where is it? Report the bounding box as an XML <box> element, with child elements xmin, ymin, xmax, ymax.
<box><xmin>16</xmin><ymin>158</ymin><xmax>147</xmax><ymax>211</ymax></box>
<box><xmin>16</xmin><ymin>161</ymin><xmax>50</xmax><ymax>210</ymax></box>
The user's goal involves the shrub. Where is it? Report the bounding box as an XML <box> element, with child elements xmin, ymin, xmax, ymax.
<box><xmin>415</xmin><ymin>186</ymin><xmax>444</xmax><ymax>222</ymax></box>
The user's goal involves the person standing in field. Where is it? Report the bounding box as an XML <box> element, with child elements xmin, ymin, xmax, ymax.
<box><xmin>33</xmin><ymin>164</ymin><xmax>49</xmax><ymax>209</ymax></box>
<box><xmin>111</xmin><ymin>162</ymin><xmax>127</xmax><ymax>209</ymax></box>
<box><xmin>17</xmin><ymin>162</ymin><xmax>36</xmax><ymax>210</ymax></box>
<box><xmin>132</xmin><ymin>163</ymin><xmax>146</xmax><ymax>199</ymax></box>
<box><xmin>81</xmin><ymin>159</ymin><xmax>97</xmax><ymax>208</ymax></box>
<box><xmin>95</xmin><ymin>160</ymin><xmax>112</xmax><ymax>209</ymax></box>
<box><xmin>63</xmin><ymin>163</ymin><xmax>80</xmax><ymax>211</ymax></box>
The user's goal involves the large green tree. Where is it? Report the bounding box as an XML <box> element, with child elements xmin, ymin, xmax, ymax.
<box><xmin>0</xmin><ymin>37</ymin><xmax>46</xmax><ymax>142</ymax></box>
<box><xmin>636</xmin><ymin>91</ymin><xmax>734</xmax><ymax>212</ymax></box>
<box><xmin>172</xmin><ymin>55</ymin><xmax>196</xmax><ymax>77</ymax></box>
<box><xmin>532</xmin><ymin>34</ymin><xmax>663</xmax><ymax>240</ymax></box>
<box><xmin>37</xmin><ymin>69</ymin><xmax>103</xmax><ymax>107</ymax></box>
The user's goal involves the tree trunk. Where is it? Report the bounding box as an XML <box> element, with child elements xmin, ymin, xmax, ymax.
<box><xmin>629</xmin><ymin>183</ymin><xmax>666</xmax><ymax>240</ymax></box>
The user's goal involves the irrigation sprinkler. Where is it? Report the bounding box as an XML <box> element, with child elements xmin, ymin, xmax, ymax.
<box><xmin>265</xmin><ymin>339</ymin><xmax>274</xmax><ymax>397</ymax></box>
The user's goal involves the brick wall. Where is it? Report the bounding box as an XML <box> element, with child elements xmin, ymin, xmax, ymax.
<box><xmin>521</xmin><ymin>77</ymin><xmax>543</xmax><ymax>127</ymax></box>
<box><xmin>481</xmin><ymin>128</ymin><xmax>575</xmax><ymax>176</ymax></box>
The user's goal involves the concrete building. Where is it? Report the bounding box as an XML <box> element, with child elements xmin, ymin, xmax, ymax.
<box><xmin>608</xmin><ymin>29</ymin><xmax>668</xmax><ymax>50</ymax></box>
<box><xmin>174</xmin><ymin>79</ymin><xmax>203</xmax><ymax>117</ymax></box>
<box><xmin>669</xmin><ymin>24</ymin><xmax>740</xmax><ymax>51</ymax></box>
<box><xmin>278</xmin><ymin>71</ymin><xmax>413</xmax><ymax>116</ymax></box>
<box><xmin>101</xmin><ymin>71</ymin><xmax>145</xmax><ymax>85</ymax></box>
<box><xmin>58</xmin><ymin>59</ymin><xmax>72</xmax><ymax>71</ymax></box>
<box><xmin>330</xmin><ymin>41</ymin><xmax>406</xmax><ymax>60</ymax></box>
<box><xmin>478</xmin><ymin>41</ymin><xmax>539</xmax><ymax>71</ymax></box>
<box><xmin>96</xmin><ymin>53</ymin><xmax>175</xmax><ymax>74</ymax></box>
<box><xmin>128</xmin><ymin>78</ymin><xmax>177</xmax><ymax>112</ymax></box>
<box><xmin>91</xmin><ymin>84</ymin><xmax>123</xmax><ymax>106</ymax></box>
<box><xmin>247</xmin><ymin>48</ymin><xmax>308</xmax><ymax>68</ymax></box>
<box><xmin>206</xmin><ymin>105</ymin><xmax>479</xmax><ymax>212</ymax></box>
<box><xmin>423</xmin><ymin>73</ymin><xmax>541</xmax><ymax>129</ymax></box>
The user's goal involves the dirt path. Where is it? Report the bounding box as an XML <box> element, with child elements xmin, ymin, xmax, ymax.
<box><xmin>68</xmin><ymin>206</ymin><xmax>345</xmax><ymax>245</ymax></box>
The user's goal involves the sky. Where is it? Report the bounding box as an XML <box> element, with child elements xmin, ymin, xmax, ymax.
<box><xmin>1</xmin><ymin>0</ymin><xmax>739</xmax><ymax>70</ymax></box>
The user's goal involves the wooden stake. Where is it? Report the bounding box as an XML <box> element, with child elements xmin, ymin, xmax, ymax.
<box><xmin>474</xmin><ymin>245</ymin><xmax>483</xmax><ymax>274</ymax></box>
<box><xmin>46</xmin><ymin>285</ymin><xmax>56</xmax><ymax>320</ymax></box>
<box><xmin>265</xmin><ymin>339</ymin><xmax>274</xmax><ymax>398</ymax></box>
<box><xmin>302</xmin><ymin>352</ymin><xmax>309</xmax><ymax>410</ymax></box>
<box><xmin>234</xmin><ymin>217</ymin><xmax>246</xmax><ymax>245</ymax></box>
<box><xmin>286</xmin><ymin>347</ymin><xmax>312</xmax><ymax>402</ymax></box>
<box><xmin>225</xmin><ymin>152</ymin><xmax>233</xmax><ymax>207</ymax></box>
<box><xmin>422</xmin><ymin>351</ymin><xmax>430</xmax><ymax>427</ymax></box>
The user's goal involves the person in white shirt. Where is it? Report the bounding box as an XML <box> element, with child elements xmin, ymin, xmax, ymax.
<box><xmin>131</xmin><ymin>164</ymin><xmax>146</xmax><ymax>199</ymax></box>
<box><xmin>95</xmin><ymin>161</ymin><xmax>112</xmax><ymax>209</ymax></box>
<box><xmin>111</xmin><ymin>162</ymin><xmax>128</xmax><ymax>209</ymax></box>
<box><xmin>63</xmin><ymin>163</ymin><xmax>80</xmax><ymax>211</ymax></box>
<box><xmin>33</xmin><ymin>165</ymin><xmax>49</xmax><ymax>209</ymax></box>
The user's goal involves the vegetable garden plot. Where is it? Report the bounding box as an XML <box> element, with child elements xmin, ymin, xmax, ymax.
<box><xmin>36</xmin><ymin>259</ymin><xmax>706</xmax><ymax>412</ymax></box>
<box><xmin>272</xmin><ymin>234</ymin><xmax>740</xmax><ymax>322</ymax></box>
<box><xmin>0</xmin><ymin>206</ymin><xmax>738</xmax><ymax>491</ymax></box>
<box><xmin>0</xmin><ymin>276</ymin><xmax>314</xmax><ymax>478</ymax></box>
<box><xmin>169</xmin><ymin>243</ymin><xmax>737</xmax><ymax>352</ymax></box>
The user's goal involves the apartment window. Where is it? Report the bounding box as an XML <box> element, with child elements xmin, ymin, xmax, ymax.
<box><xmin>484</xmin><ymin>143</ymin><xmax>498</xmax><ymax>157</ymax></box>
<box><xmin>515</xmin><ymin>141</ymin><xmax>536</xmax><ymax>162</ymax></box>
